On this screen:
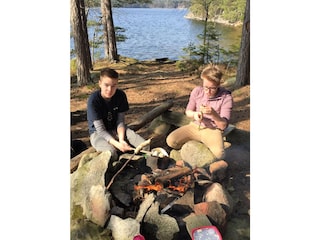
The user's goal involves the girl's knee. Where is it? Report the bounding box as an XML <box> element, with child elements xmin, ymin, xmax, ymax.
<box><xmin>166</xmin><ymin>135</ymin><xmax>180</xmax><ymax>149</ymax></box>
<box><xmin>211</xmin><ymin>148</ymin><xmax>225</xmax><ymax>160</ymax></box>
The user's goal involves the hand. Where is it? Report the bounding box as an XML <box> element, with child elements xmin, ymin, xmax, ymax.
<box><xmin>116</xmin><ymin>140</ymin><xmax>134</xmax><ymax>152</ymax></box>
<box><xmin>200</xmin><ymin>105</ymin><xmax>214</xmax><ymax>115</ymax></box>
<box><xmin>193</xmin><ymin>111</ymin><xmax>203</xmax><ymax>121</ymax></box>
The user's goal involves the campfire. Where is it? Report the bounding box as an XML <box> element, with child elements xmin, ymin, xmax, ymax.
<box><xmin>103</xmin><ymin>143</ymin><xmax>232</xmax><ymax>239</ymax></box>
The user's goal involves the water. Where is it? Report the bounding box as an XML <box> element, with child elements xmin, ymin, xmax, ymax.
<box><xmin>72</xmin><ymin>8</ymin><xmax>242</xmax><ymax>61</ymax></box>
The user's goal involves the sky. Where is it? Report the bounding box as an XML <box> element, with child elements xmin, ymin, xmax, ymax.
<box><xmin>1</xmin><ymin>0</ymin><xmax>320</xmax><ymax>239</ymax></box>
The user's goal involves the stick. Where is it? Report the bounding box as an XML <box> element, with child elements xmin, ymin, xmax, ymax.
<box><xmin>105</xmin><ymin>138</ymin><xmax>152</xmax><ymax>190</ymax></box>
<box><xmin>105</xmin><ymin>153</ymin><xmax>135</xmax><ymax>190</ymax></box>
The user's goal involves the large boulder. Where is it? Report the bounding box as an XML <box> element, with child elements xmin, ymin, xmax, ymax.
<box><xmin>71</xmin><ymin>151</ymin><xmax>112</xmax><ymax>227</ymax></box>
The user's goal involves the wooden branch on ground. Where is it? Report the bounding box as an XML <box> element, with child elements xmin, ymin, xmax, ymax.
<box><xmin>127</xmin><ymin>100</ymin><xmax>174</xmax><ymax>131</ymax></box>
<box><xmin>160</xmin><ymin>111</ymin><xmax>191</xmax><ymax>127</ymax></box>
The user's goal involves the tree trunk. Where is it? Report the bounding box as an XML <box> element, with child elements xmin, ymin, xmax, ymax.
<box><xmin>235</xmin><ymin>0</ymin><xmax>250</xmax><ymax>87</ymax></box>
<box><xmin>70</xmin><ymin>0</ymin><xmax>92</xmax><ymax>86</ymax></box>
<box><xmin>101</xmin><ymin>0</ymin><xmax>119</xmax><ymax>62</ymax></box>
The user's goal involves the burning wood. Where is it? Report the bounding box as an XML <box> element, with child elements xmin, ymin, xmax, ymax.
<box><xmin>134</xmin><ymin>182</ymin><xmax>163</xmax><ymax>192</ymax></box>
<box><xmin>134</xmin><ymin>167</ymin><xmax>193</xmax><ymax>195</ymax></box>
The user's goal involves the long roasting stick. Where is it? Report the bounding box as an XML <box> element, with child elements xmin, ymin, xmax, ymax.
<box><xmin>105</xmin><ymin>138</ymin><xmax>152</xmax><ymax>190</ymax></box>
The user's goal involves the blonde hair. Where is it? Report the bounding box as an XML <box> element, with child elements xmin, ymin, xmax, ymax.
<box><xmin>200</xmin><ymin>64</ymin><xmax>223</xmax><ymax>84</ymax></box>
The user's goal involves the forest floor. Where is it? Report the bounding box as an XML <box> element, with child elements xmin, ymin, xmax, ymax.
<box><xmin>70</xmin><ymin>58</ymin><xmax>250</xmax><ymax>239</ymax></box>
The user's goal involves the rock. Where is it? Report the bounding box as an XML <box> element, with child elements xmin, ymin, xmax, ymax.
<box><xmin>148</xmin><ymin>116</ymin><xmax>172</xmax><ymax>136</ymax></box>
<box><xmin>180</xmin><ymin>140</ymin><xmax>215</xmax><ymax>168</ymax></box>
<box><xmin>209</xmin><ymin>160</ymin><xmax>229</xmax><ymax>181</ymax></box>
<box><xmin>193</xmin><ymin>201</ymin><xmax>227</xmax><ymax>229</ymax></box>
<box><xmin>70</xmin><ymin>151</ymin><xmax>112</xmax><ymax>227</ymax></box>
<box><xmin>109</xmin><ymin>206</ymin><xmax>125</xmax><ymax>218</ymax></box>
<box><xmin>174</xmin><ymin>190</ymin><xmax>194</xmax><ymax>210</ymax></box>
<box><xmin>145</xmin><ymin>155</ymin><xmax>158</xmax><ymax>170</ymax></box>
<box><xmin>84</xmin><ymin>185</ymin><xmax>111</xmax><ymax>227</ymax></box>
<box><xmin>169</xmin><ymin>149</ymin><xmax>182</xmax><ymax>162</ymax></box>
<box><xmin>142</xmin><ymin>202</ymin><xmax>179</xmax><ymax>239</ymax></box>
<box><xmin>184</xmin><ymin>214</ymin><xmax>212</xmax><ymax>237</ymax></box>
<box><xmin>71</xmin><ymin>214</ymin><xmax>112</xmax><ymax>240</ymax></box>
<box><xmin>107</xmin><ymin>215</ymin><xmax>141</xmax><ymax>240</ymax></box>
<box><xmin>203</xmin><ymin>182</ymin><xmax>234</xmax><ymax>216</ymax></box>
<box><xmin>135</xmin><ymin>193</ymin><xmax>155</xmax><ymax>223</ymax></box>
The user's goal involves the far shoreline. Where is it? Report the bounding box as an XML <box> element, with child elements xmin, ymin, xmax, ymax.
<box><xmin>184</xmin><ymin>11</ymin><xmax>243</xmax><ymax>27</ymax></box>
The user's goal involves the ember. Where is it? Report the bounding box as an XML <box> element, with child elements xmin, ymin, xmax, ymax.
<box><xmin>134</xmin><ymin>175</ymin><xmax>192</xmax><ymax>194</ymax></box>
<box><xmin>166</xmin><ymin>175</ymin><xmax>192</xmax><ymax>193</ymax></box>
<box><xmin>134</xmin><ymin>182</ymin><xmax>163</xmax><ymax>192</ymax></box>
<box><xmin>133</xmin><ymin>166</ymin><xmax>194</xmax><ymax>197</ymax></box>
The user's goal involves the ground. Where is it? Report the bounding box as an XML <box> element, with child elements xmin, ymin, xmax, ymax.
<box><xmin>70</xmin><ymin>59</ymin><xmax>250</xmax><ymax>239</ymax></box>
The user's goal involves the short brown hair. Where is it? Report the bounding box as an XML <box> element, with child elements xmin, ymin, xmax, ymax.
<box><xmin>100</xmin><ymin>68</ymin><xmax>119</xmax><ymax>79</ymax></box>
<box><xmin>200</xmin><ymin>64</ymin><xmax>223</xmax><ymax>84</ymax></box>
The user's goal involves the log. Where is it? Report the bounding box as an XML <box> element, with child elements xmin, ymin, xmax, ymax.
<box><xmin>155</xmin><ymin>166</ymin><xmax>192</xmax><ymax>185</ymax></box>
<box><xmin>160</xmin><ymin>111</ymin><xmax>191</xmax><ymax>127</ymax></box>
<box><xmin>127</xmin><ymin>100</ymin><xmax>174</xmax><ymax>131</ymax></box>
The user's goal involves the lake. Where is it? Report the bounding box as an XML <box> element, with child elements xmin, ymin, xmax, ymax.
<box><xmin>72</xmin><ymin>8</ymin><xmax>242</xmax><ymax>61</ymax></box>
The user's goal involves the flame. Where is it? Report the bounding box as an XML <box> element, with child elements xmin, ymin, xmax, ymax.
<box><xmin>134</xmin><ymin>182</ymin><xmax>163</xmax><ymax>192</ymax></box>
<box><xmin>167</xmin><ymin>185</ymin><xmax>188</xmax><ymax>193</ymax></box>
<box><xmin>167</xmin><ymin>175</ymin><xmax>191</xmax><ymax>193</ymax></box>
<box><xmin>134</xmin><ymin>175</ymin><xmax>192</xmax><ymax>194</ymax></box>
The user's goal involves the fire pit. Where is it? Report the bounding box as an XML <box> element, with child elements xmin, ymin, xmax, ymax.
<box><xmin>105</xmin><ymin>150</ymin><xmax>233</xmax><ymax>239</ymax></box>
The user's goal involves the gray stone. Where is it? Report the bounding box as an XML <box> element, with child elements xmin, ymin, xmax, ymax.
<box><xmin>169</xmin><ymin>149</ymin><xmax>182</xmax><ymax>162</ymax></box>
<box><xmin>203</xmin><ymin>182</ymin><xmax>234</xmax><ymax>215</ymax></box>
<box><xmin>135</xmin><ymin>193</ymin><xmax>156</xmax><ymax>223</ymax></box>
<box><xmin>180</xmin><ymin>140</ymin><xmax>215</xmax><ymax>168</ymax></box>
<box><xmin>209</xmin><ymin>160</ymin><xmax>229</xmax><ymax>181</ymax></box>
<box><xmin>148</xmin><ymin>116</ymin><xmax>172</xmax><ymax>136</ymax></box>
<box><xmin>107</xmin><ymin>215</ymin><xmax>141</xmax><ymax>240</ymax></box>
<box><xmin>70</xmin><ymin>151</ymin><xmax>112</xmax><ymax>227</ymax></box>
<box><xmin>184</xmin><ymin>214</ymin><xmax>212</xmax><ymax>237</ymax></box>
<box><xmin>194</xmin><ymin>201</ymin><xmax>227</xmax><ymax>229</ymax></box>
<box><xmin>143</xmin><ymin>202</ymin><xmax>179</xmax><ymax>239</ymax></box>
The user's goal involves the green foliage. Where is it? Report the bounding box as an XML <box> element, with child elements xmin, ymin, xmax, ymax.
<box><xmin>111</xmin><ymin>0</ymin><xmax>189</xmax><ymax>8</ymax></box>
<box><xmin>176</xmin><ymin>42</ymin><xmax>201</xmax><ymax>72</ymax></box>
<box><xmin>70</xmin><ymin>58</ymin><xmax>77</xmax><ymax>76</ymax></box>
<box><xmin>112</xmin><ymin>0</ymin><xmax>152</xmax><ymax>7</ymax></box>
<box><xmin>179</xmin><ymin>23</ymin><xmax>222</xmax><ymax>65</ymax></box>
<box><xmin>219</xmin><ymin>44</ymin><xmax>239</xmax><ymax>71</ymax></box>
<box><xmin>190</xmin><ymin>0</ymin><xmax>216</xmax><ymax>19</ymax></box>
<box><xmin>178</xmin><ymin>20</ymin><xmax>239</xmax><ymax>73</ymax></box>
<box><xmin>198</xmin><ymin>23</ymin><xmax>221</xmax><ymax>63</ymax></box>
<box><xmin>221</xmin><ymin>0</ymin><xmax>246</xmax><ymax>23</ymax></box>
<box><xmin>115</xmin><ymin>26</ymin><xmax>128</xmax><ymax>42</ymax></box>
<box><xmin>72</xmin><ymin>6</ymin><xmax>128</xmax><ymax>62</ymax></box>
<box><xmin>190</xmin><ymin>0</ymin><xmax>245</xmax><ymax>23</ymax></box>
<box><xmin>85</xmin><ymin>0</ymin><xmax>100</xmax><ymax>8</ymax></box>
